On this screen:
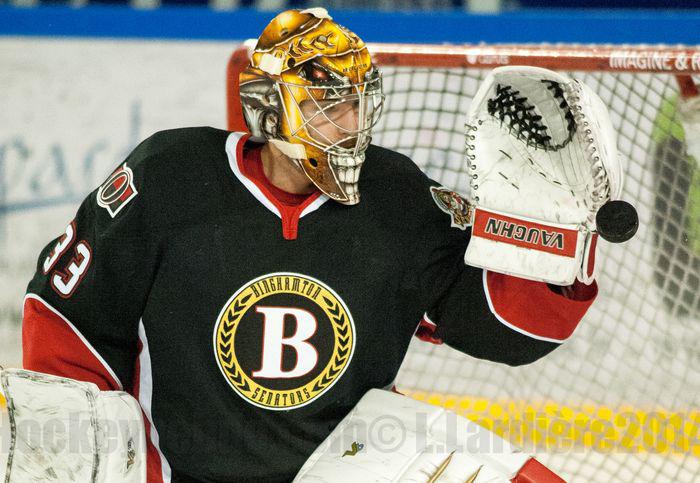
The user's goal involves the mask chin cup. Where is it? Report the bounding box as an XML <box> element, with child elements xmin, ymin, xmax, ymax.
<box><xmin>328</xmin><ymin>152</ymin><xmax>364</xmax><ymax>206</ymax></box>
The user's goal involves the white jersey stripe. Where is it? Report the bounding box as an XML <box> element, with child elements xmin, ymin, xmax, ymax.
<box><xmin>421</xmin><ymin>312</ymin><xmax>437</xmax><ymax>327</ymax></box>
<box><xmin>138</xmin><ymin>320</ymin><xmax>172</xmax><ymax>483</ymax></box>
<box><xmin>300</xmin><ymin>192</ymin><xmax>330</xmax><ymax>217</ymax></box>
<box><xmin>225</xmin><ymin>132</ymin><xmax>281</xmax><ymax>218</ymax></box>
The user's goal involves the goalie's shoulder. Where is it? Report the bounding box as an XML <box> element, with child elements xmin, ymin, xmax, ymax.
<box><xmin>122</xmin><ymin>126</ymin><xmax>229</xmax><ymax>197</ymax></box>
<box><xmin>90</xmin><ymin>127</ymin><xmax>229</xmax><ymax>225</ymax></box>
<box><xmin>364</xmin><ymin>144</ymin><xmax>431</xmax><ymax>189</ymax></box>
<box><xmin>127</xmin><ymin>126</ymin><xmax>229</xmax><ymax>173</ymax></box>
<box><xmin>362</xmin><ymin>145</ymin><xmax>466</xmax><ymax>231</ymax></box>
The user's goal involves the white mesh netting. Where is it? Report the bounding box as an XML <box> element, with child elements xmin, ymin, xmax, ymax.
<box><xmin>359</xmin><ymin>47</ymin><xmax>699</xmax><ymax>482</ymax></box>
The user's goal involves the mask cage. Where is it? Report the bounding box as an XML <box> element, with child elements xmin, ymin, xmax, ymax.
<box><xmin>276</xmin><ymin>73</ymin><xmax>384</xmax><ymax>158</ymax></box>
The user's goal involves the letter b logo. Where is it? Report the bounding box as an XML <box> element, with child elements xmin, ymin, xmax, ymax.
<box><xmin>253</xmin><ymin>306</ymin><xmax>318</xmax><ymax>379</ymax></box>
<box><xmin>214</xmin><ymin>273</ymin><xmax>355</xmax><ymax>410</ymax></box>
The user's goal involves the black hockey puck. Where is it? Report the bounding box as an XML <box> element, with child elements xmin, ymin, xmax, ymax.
<box><xmin>596</xmin><ymin>200</ymin><xmax>639</xmax><ymax>243</ymax></box>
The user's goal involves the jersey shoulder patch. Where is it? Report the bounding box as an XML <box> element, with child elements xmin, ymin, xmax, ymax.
<box><xmin>96</xmin><ymin>163</ymin><xmax>138</xmax><ymax>218</ymax></box>
<box><xmin>430</xmin><ymin>186</ymin><xmax>472</xmax><ymax>230</ymax></box>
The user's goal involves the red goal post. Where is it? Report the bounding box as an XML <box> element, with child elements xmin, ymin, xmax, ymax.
<box><xmin>227</xmin><ymin>43</ymin><xmax>700</xmax><ymax>131</ymax></box>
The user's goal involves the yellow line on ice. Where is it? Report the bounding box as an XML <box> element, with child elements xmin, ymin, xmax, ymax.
<box><xmin>406</xmin><ymin>391</ymin><xmax>700</xmax><ymax>457</ymax></box>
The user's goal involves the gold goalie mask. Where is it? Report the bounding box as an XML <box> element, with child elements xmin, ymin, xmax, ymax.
<box><xmin>239</xmin><ymin>8</ymin><xmax>384</xmax><ymax>205</ymax></box>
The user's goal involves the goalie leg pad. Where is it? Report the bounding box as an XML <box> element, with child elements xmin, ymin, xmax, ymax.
<box><xmin>0</xmin><ymin>368</ymin><xmax>146</xmax><ymax>483</ymax></box>
<box><xmin>294</xmin><ymin>389</ymin><xmax>559</xmax><ymax>482</ymax></box>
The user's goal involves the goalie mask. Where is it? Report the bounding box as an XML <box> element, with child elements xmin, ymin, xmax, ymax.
<box><xmin>239</xmin><ymin>8</ymin><xmax>384</xmax><ymax>205</ymax></box>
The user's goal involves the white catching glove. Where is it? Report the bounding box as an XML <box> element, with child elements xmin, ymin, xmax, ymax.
<box><xmin>464</xmin><ymin>66</ymin><xmax>623</xmax><ymax>285</ymax></box>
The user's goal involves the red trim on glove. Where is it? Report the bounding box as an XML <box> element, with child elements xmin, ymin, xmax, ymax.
<box><xmin>585</xmin><ymin>233</ymin><xmax>598</xmax><ymax>279</ymax></box>
<box><xmin>553</xmin><ymin>279</ymin><xmax>598</xmax><ymax>301</ymax></box>
<box><xmin>485</xmin><ymin>271</ymin><xmax>597</xmax><ymax>342</ymax></box>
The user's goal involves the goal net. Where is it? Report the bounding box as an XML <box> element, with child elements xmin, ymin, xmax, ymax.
<box><xmin>227</xmin><ymin>43</ymin><xmax>700</xmax><ymax>482</ymax></box>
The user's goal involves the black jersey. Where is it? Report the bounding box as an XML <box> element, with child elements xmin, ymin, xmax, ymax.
<box><xmin>24</xmin><ymin>127</ymin><xmax>595</xmax><ymax>482</ymax></box>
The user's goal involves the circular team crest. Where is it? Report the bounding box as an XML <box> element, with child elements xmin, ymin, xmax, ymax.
<box><xmin>213</xmin><ymin>272</ymin><xmax>355</xmax><ymax>411</ymax></box>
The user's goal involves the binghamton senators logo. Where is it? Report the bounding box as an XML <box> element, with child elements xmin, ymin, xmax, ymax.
<box><xmin>213</xmin><ymin>273</ymin><xmax>355</xmax><ymax>411</ymax></box>
<box><xmin>430</xmin><ymin>186</ymin><xmax>473</xmax><ymax>230</ymax></box>
<box><xmin>96</xmin><ymin>163</ymin><xmax>138</xmax><ymax>217</ymax></box>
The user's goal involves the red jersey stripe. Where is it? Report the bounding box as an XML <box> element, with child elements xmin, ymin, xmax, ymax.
<box><xmin>22</xmin><ymin>294</ymin><xmax>122</xmax><ymax>391</ymax></box>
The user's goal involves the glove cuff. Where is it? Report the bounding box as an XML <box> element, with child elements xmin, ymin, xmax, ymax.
<box><xmin>465</xmin><ymin>208</ymin><xmax>588</xmax><ymax>285</ymax></box>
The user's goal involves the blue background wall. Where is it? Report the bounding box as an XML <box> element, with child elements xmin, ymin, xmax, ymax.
<box><xmin>1</xmin><ymin>6</ymin><xmax>699</xmax><ymax>44</ymax></box>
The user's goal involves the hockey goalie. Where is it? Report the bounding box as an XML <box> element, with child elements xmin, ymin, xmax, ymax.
<box><xmin>2</xmin><ymin>8</ymin><xmax>631</xmax><ymax>482</ymax></box>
